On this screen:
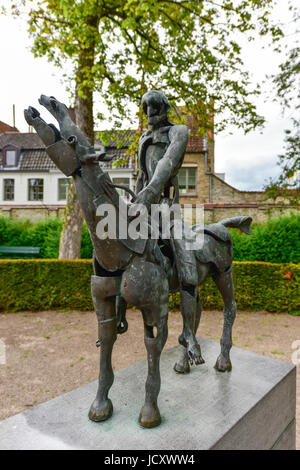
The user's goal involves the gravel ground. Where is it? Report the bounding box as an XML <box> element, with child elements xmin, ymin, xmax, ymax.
<box><xmin>0</xmin><ymin>309</ymin><xmax>299</xmax><ymax>449</ymax></box>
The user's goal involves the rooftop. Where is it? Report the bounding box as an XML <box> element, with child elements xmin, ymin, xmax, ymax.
<box><xmin>19</xmin><ymin>150</ymin><xmax>57</xmax><ymax>171</ymax></box>
<box><xmin>0</xmin><ymin>132</ymin><xmax>44</xmax><ymax>150</ymax></box>
<box><xmin>0</xmin><ymin>120</ymin><xmax>19</xmax><ymax>134</ymax></box>
<box><xmin>0</xmin><ymin>117</ymin><xmax>207</xmax><ymax>172</ymax></box>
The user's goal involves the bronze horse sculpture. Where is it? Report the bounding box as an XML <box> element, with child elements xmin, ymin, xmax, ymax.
<box><xmin>24</xmin><ymin>96</ymin><xmax>251</xmax><ymax>428</ymax></box>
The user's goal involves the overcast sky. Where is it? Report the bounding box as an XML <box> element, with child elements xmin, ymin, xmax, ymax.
<box><xmin>0</xmin><ymin>1</ymin><xmax>298</xmax><ymax>191</ymax></box>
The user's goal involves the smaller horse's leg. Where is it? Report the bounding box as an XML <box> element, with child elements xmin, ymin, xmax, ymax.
<box><xmin>213</xmin><ymin>267</ymin><xmax>236</xmax><ymax>372</ymax></box>
<box><xmin>88</xmin><ymin>275</ymin><xmax>119</xmax><ymax>422</ymax></box>
<box><xmin>174</xmin><ymin>295</ymin><xmax>203</xmax><ymax>374</ymax></box>
<box><xmin>138</xmin><ymin>308</ymin><xmax>168</xmax><ymax>428</ymax></box>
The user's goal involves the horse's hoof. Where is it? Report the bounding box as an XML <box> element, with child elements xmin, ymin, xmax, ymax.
<box><xmin>88</xmin><ymin>398</ymin><xmax>113</xmax><ymax>422</ymax></box>
<box><xmin>187</xmin><ymin>343</ymin><xmax>205</xmax><ymax>366</ymax></box>
<box><xmin>174</xmin><ymin>361</ymin><xmax>190</xmax><ymax>374</ymax></box>
<box><xmin>215</xmin><ymin>355</ymin><xmax>232</xmax><ymax>372</ymax></box>
<box><xmin>138</xmin><ymin>404</ymin><xmax>161</xmax><ymax>428</ymax></box>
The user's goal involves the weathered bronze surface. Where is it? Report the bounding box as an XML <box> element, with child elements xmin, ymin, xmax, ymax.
<box><xmin>24</xmin><ymin>92</ymin><xmax>251</xmax><ymax>428</ymax></box>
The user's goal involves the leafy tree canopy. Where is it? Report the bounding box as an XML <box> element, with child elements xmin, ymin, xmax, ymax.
<box><xmin>264</xmin><ymin>1</ymin><xmax>299</xmax><ymax>204</ymax></box>
<box><xmin>6</xmin><ymin>0</ymin><xmax>284</xmax><ymax>134</ymax></box>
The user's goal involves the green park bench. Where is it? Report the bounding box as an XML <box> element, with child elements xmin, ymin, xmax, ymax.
<box><xmin>0</xmin><ymin>246</ymin><xmax>40</xmax><ymax>258</ymax></box>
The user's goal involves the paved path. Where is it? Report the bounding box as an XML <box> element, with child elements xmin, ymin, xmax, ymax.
<box><xmin>0</xmin><ymin>309</ymin><xmax>299</xmax><ymax>448</ymax></box>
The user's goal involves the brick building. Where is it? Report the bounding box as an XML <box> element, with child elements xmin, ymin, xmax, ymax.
<box><xmin>0</xmin><ymin>119</ymin><xmax>296</xmax><ymax>223</ymax></box>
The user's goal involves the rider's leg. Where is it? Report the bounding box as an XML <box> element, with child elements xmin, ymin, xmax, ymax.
<box><xmin>178</xmin><ymin>284</ymin><xmax>204</xmax><ymax>365</ymax></box>
<box><xmin>171</xmin><ymin>237</ymin><xmax>203</xmax><ymax>365</ymax></box>
<box><xmin>175</xmin><ymin>293</ymin><xmax>204</xmax><ymax>372</ymax></box>
<box><xmin>171</xmin><ymin>238</ymin><xmax>203</xmax><ymax>364</ymax></box>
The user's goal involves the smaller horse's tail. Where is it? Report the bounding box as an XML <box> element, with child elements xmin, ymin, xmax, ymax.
<box><xmin>219</xmin><ymin>216</ymin><xmax>252</xmax><ymax>235</ymax></box>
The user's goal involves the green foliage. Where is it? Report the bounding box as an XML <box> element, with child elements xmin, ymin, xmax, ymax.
<box><xmin>0</xmin><ymin>260</ymin><xmax>298</xmax><ymax>314</ymax></box>
<box><xmin>8</xmin><ymin>0</ymin><xmax>284</xmax><ymax>133</ymax></box>
<box><xmin>229</xmin><ymin>213</ymin><xmax>300</xmax><ymax>263</ymax></box>
<box><xmin>0</xmin><ymin>216</ymin><xmax>94</xmax><ymax>259</ymax></box>
<box><xmin>80</xmin><ymin>223</ymin><xmax>93</xmax><ymax>258</ymax></box>
<box><xmin>265</xmin><ymin>5</ymin><xmax>300</xmax><ymax>205</ymax></box>
<box><xmin>0</xmin><ymin>217</ymin><xmax>63</xmax><ymax>258</ymax></box>
<box><xmin>263</xmin><ymin>119</ymin><xmax>300</xmax><ymax>205</ymax></box>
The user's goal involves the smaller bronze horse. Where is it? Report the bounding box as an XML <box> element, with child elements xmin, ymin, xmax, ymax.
<box><xmin>24</xmin><ymin>97</ymin><xmax>252</xmax><ymax>428</ymax></box>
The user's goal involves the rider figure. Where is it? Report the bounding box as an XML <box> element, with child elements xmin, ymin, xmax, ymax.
<box><xmin>133</xmin><ymin>90</ymin><xmax>202</xmax><ymax>363</ymax></box>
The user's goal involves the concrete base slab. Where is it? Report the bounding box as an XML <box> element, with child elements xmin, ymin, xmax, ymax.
<box><xmin>0</xmin><ymin>338</ymin><xmax>296</xmax><ymax>450</ymax></box>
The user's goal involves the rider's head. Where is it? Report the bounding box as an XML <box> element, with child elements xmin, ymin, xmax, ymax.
<box><xmin>142</xmin><ymin>90</ymin><xmax>171</xmax><ymax>127</ymax></box>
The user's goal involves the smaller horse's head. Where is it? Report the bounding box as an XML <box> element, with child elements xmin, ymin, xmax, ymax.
<box><xmin>24</xmin><ymin>106</ymin><xmax>57</xmax><ymax>147</ymax></box>
<box><xmin>24</xmin><ymin>105</ymin><xmax>40</xmax><ymax>124</ymax></box>
<box><xmin>24</xmin><ymin>97</ymin><xmax>115</xmax><ymax>177</ymax></box>
<box><xmin>24</xmin><ymin>103</ymin><xmax>81</xmax><ymax>176</ymax></box>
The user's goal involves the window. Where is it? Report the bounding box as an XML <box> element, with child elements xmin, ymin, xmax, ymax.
<box><xmin>112</xmin><ymin>177</ymin><xmax>130</xmax><ymax>199</ymax></box>
<box><xmin>58</xmin><ymin>178</ymin><xmax>70</xmax><ymax>200</ymax></box>
<box><xmin>5</xmin><ymin>150</ymin><xmax>17</xmax><ymax>166</ymax></box>
<box><xmin>178</xmin><ymin>167</ymin><xmax>197</xmax><ymax>195</ymax></box>
<box><xmin>3</xmin><ymin>179</ymin><xmax>14</xmax><ymax>201</ymax></box>
<box><xmin>28</xmin><ymin>179</ymin><xmax>43</xmax><ymax>201</ymax></box>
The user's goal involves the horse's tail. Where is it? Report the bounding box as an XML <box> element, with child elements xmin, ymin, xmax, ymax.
<box><xmin>219</xmin><ymin>216</ymin><xmax>252</xmax><ymax>235</ymax></box>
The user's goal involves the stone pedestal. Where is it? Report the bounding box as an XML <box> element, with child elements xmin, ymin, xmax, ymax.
<box><xmin>0</xmin><ymin>338</ymin><xmax>296</xmax><ymax>450</ymax></box>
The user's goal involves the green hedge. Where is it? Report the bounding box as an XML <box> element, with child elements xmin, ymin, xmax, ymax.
<box><xmin>0</xmin><ymin>213</ymin><xmax>299</xmax><ymax>263</ymax></box>
<box><xmin>0</xmin><ymin>259</ymin><xmax>298</xmax><ymax>314</ymax></box>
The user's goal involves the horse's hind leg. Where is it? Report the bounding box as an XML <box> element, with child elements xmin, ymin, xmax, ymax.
<box><xmin>213</xmin><ymin>267</ymin><xmax>236</xmax><ymax>372</ymax></box>
<box><xmin>174</xmin><ymin>295</ymin><xmax>203</xmax><ymax>374</ymax></box>
<box><xmin>88</xmin><ymin>275</ymin><xmax>119</xmax><ymax>422</ymax></box>
<box><xmin>139</xmin><ymin>306</ymin><xmax>168</xmax><ymax>428</ymax></box>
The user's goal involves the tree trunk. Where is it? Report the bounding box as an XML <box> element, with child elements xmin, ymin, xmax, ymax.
<box><xmin>58</xmin><ymin>179</ymin><xmax>83</xmax><ymax>259</ymax></box>
<box><xmin>58</xmin><ymin>16</ymin><xmax>97</xmax><ymax>259</ymax></box>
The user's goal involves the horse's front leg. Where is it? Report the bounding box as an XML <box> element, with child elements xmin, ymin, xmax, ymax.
<box><xmin>88</xmin><ymin>275</ymin><xmax>120</xmax><ymax>422</ymax></box>
<box><xmin>116</xmin><ymin>295</ymin><xmax>128</xmax><ymax>334</ymax></box>
<box><xmin>139</xmin><ymin>307</ymin><xmax>168</xmax><ymax>428</ymax></box>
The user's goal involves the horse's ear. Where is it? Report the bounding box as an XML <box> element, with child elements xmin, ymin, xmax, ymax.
<box><xmin>49</xmin><ymin>97</ymin><xmax>58</xmax><ymax>110</ymax></box>
<box><xmin>49</xmin><ymin>124</ymin><xmax>62</xmax><ymax>142</ymax></box>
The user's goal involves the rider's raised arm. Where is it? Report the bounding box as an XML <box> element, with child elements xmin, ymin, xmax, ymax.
<box><xmin>148</xmin><ymin>124</ymin><xmax>189</xmax><ymax>196</ymax></box>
